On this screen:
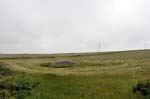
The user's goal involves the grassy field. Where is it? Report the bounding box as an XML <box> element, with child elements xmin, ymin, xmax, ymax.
<box><xmin>1</xmin><ymin>50</ymin><xmax>150</xmax><ymax>99</ymax></box>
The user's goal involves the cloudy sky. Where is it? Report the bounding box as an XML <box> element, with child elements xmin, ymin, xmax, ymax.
<box><xmin>0</xmin><ymin>0</ymin><xmax>150</xmax><ymax>53</ymax></box>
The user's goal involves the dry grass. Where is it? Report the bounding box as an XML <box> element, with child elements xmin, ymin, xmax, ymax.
<box><xmin>0</xmin><ymin>50</ymin><xmax>150</xmax><ymax>76</ymax></box>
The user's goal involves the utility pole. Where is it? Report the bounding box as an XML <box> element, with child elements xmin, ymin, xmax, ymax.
<box><xmin>98</xmin><ymin>42</ymin><xmax>101</xmax><ymax>52</ymax></box>
<box><xmin>144</xmin><ymin>43</ymin><xmax>147</xmax><ymax>50</ymax></box>
<box><xmin>144</xmin><ymin>42</ymin><xmax>149</xmax><ymax>50</ymax></box>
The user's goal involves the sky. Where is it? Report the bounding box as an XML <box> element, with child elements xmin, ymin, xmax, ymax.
<box><xmin>0</xmin><ymin>0</ymin><xmax>150</xmax><ymax>53</ymax></box>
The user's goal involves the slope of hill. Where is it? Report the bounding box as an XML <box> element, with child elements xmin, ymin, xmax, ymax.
<box><xmin>0</xmin><ymin>50</ymin><xmax>150</xmax><ymax>99</ymax></box>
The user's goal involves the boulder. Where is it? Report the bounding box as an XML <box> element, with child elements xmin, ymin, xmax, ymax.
<box><xmin>53</xmin><ymin>60</ymin><xmax>77</xmax><ymax>68</ymax></box>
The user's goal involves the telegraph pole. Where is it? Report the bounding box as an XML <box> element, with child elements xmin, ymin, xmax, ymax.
<box><xmin>145</xmin><ymin>42</ymin><xmax>150</xmax><ymax>49</ymax></box>
<box><xmin>144</xmin><ymin>42</ymin><xmax>149</xmax><ymax>50</ymax></box>
<box><xmin>98</xmin><ymin>42</ymin><xmax>101</xmax><ymax>52</ymax></box>
<box><xmin>144</xmin><ymin>43</ymin><xmax>147</xmax><ymax>50</ymax></box>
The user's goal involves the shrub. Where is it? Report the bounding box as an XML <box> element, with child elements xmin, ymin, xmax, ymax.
<box><xmin>133</xmin><ymin>80</ymin><xmax>150</xmax><ymax>98</ymax></box>
<box><xmin>0</xmin><ymin>74</ymin><xmax>40</xmax><ymax>99</ymax></box>
<box><xmin>0</xmin><ymin>62</ymin><xmax>12</xmax><ymax>76</ymax></box>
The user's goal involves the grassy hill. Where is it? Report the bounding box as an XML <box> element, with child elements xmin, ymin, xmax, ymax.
<box><xmin>0</xmin><ymin>50</ymin><xmax>150</xmax><ymax>99</ymax></box>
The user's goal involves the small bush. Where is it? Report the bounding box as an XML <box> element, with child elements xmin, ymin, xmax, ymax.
<box><xmin>133</xmin><ymin>80</ymin><xmax>150</xmax><ymax>98</ymax></box>
<box><xmin>0</xmin><ymin>74</ymin><xmax>40</xmax><ymax>99</ymax></box>
<box><xmin>0</xmin><ymin>62</ymin><xmax>12</xmax><ymax>76</ymax></box>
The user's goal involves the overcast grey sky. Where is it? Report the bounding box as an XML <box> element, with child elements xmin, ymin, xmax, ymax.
<box><xmin>0</xmin><ymin>0</ymin><xmax>150</xmax><ymax>53</ymax></box>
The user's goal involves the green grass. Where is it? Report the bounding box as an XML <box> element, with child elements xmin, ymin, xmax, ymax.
<box><xmin>31</xmin><ymin>73</ymin><xmax>140</xmax><ymax>99</ymax></box>
<box><xmin>0</xmin><ymin>50</ymin><xmax>150</xmax><ymax>99</ymax></box>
